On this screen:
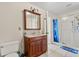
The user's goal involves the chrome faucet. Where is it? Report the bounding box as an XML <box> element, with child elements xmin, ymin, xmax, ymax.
<box><xmin>32</xmin><ymin>32</ymin><xmax>36</xmax><ymax>34</ymax></box>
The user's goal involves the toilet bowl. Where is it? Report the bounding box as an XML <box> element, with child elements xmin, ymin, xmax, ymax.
<box><xmin>0</xmin><ymin>41</ymin><xmax>20</xmax><ymax>57</ymax></box>
<box><xmin>5</xmin><ymin>52</ymin><xmax>19</xmax><ymax>57</ymax></box>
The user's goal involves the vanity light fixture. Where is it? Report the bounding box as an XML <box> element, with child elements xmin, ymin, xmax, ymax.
<box><xmin>30</xmin><ymin>7</ymin><xmax>33</xmax><ymax>11</ymax></box>
<box><xmin>36</xmin><ymin>9</ymin><xmax>38</xmax><ymax>12</ymax></box>
<box><xmin>30</xmin><ymin>7</ymin><xmax>39</xmax><ymax>13</ymax></box>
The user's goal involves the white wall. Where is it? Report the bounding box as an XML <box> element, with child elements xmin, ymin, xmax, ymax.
<box><xmin>0</xmin><ymin>2</ymin><xmax>47</xmax><ymax>54</ymax></box>
<box><xmin>0</xmin><ymin>3</ymin><xmax>23</xmax><ymax>43</ymax></box>
<box><xmin>47</xmin><ymin>16</ymin><xmax>51</xmax><ymax>44</ymax></box>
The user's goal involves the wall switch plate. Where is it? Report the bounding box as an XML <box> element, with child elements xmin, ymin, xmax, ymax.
<box><xmin>18</xmin><ymin>27</ymin><xmax>21</xmax><ymax>30</ymax></box>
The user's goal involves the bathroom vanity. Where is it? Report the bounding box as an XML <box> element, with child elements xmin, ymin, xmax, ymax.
<box><xmin>23</xmin><ymin>9</ymin><xmax>47</xmax><ymax>57</ymax></box>
<box><xmin>24</xmin><ymin>35</ymin><xmax>47</xmax><ymax>57</ymax></box>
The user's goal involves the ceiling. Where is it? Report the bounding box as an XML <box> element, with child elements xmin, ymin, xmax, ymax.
<box><xmin>30</xmin><ymin>2</ymin><xmax>79</xmax><ymax>16</ymax></box>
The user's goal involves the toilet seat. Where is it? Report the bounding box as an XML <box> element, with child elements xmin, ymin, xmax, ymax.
<box><xmin>5</xmin><ymin>52</ymin><xmax>19</xmax><ymax>57</ymax></box>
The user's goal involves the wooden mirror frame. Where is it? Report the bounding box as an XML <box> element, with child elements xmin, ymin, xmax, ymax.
<box><xmin>23</xmin><ymin>9</ymin><xmax>41</xmax><ymax>30</ymax></box>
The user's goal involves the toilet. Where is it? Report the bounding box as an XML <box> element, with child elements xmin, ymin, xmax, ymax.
<box><xmin>0</xmin><ymin>41</ymin><xmax>20</xmax><ymax>57</ymax></box>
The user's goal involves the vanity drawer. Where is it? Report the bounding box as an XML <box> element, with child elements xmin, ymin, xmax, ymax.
<box><xmin>41</xmin><ymin>35</ymin><xmax>47</xmax><ymax>39</ymax></box>
<box><xmin>29</xmin><ymin>37</ymin><xmax>42</xmax><ymax>42</ymax></box>
<box><xmin>24</xmin><ymin>36</ymin><xmax>47</xmax><ymax>42</ymax></box>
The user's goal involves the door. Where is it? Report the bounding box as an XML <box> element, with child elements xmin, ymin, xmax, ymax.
<box><xmin>61</xmin><ymin>16</ymin><xmax>74</xmax><ymax>47</ymax></box>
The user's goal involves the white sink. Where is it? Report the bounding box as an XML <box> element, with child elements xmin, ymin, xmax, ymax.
<box><xmin>24</xmin><ymin>34</ymin><xmax>46</xmax><ymax>37</ymax></box>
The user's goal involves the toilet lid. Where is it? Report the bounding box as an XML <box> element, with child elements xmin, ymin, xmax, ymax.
<box><xmin>5</xmin><ymin>52</ymin><xmax>19</xmax><ymax>57</ymax></box>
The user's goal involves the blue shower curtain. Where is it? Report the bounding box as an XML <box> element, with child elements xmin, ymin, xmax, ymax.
<box><xmin>53</xmin><ymin>19</ymin><xmax>59</xmax><ymax>42</ymax></box>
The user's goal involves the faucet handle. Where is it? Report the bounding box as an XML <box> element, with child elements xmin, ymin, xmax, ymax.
<box><xmin>24</xmin><ymin>32</ymin><xmax>26</xmax><ymax>35</ymax></box>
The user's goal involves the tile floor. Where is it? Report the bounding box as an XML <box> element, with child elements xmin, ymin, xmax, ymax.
<box><xmin>39</xmin><ymin>44</ymin><xmax>63</xmax><ymax>57</ymax></box>
<box><xmin>39</xmin><ymin>44</ymin><xmax>79</xmax><ymax>57</ymax></box>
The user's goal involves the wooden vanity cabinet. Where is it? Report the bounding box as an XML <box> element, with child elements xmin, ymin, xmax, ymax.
<box><xmin>24</xmin><ymin>35</ymin><xmax>47</xmax><ymax>57</ymax></box>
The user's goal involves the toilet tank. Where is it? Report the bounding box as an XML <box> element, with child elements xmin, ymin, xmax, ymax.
<box><xmin>0</xmin><ymin>41</ymin><xmax>19</xmax><ymax>56</ymax></box>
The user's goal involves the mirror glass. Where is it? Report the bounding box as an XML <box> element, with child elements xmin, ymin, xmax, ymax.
<box><xmin>24</xmin><ymin>10</ymin><xmax>41</xmax><ymax>30</ymax></box>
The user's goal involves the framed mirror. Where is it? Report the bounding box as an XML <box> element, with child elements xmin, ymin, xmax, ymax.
<box><xmin>24</xmin><ymin>9</ymin><xmax>41</xmax><ymax>30</ymax></box>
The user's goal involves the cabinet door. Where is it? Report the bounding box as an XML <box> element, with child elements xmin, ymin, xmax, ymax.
<box><xmin>35</xmin><ymin>40</ymin><xmax>42</xmax><ymax>56</ymax></box>
<box><xmin>29</xmin><ymin>42</ymin><xmax>36</xmax><ymax>57</ymax></box>
<box><xmin>29</xmin><ymin>40</ymin><xmax>42</xmax><ymax>57</ymax></box>
<box><xmin>42</xmin><ymin>38</ymin><xmax>47</xmax><ymax>53</ymax></box>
